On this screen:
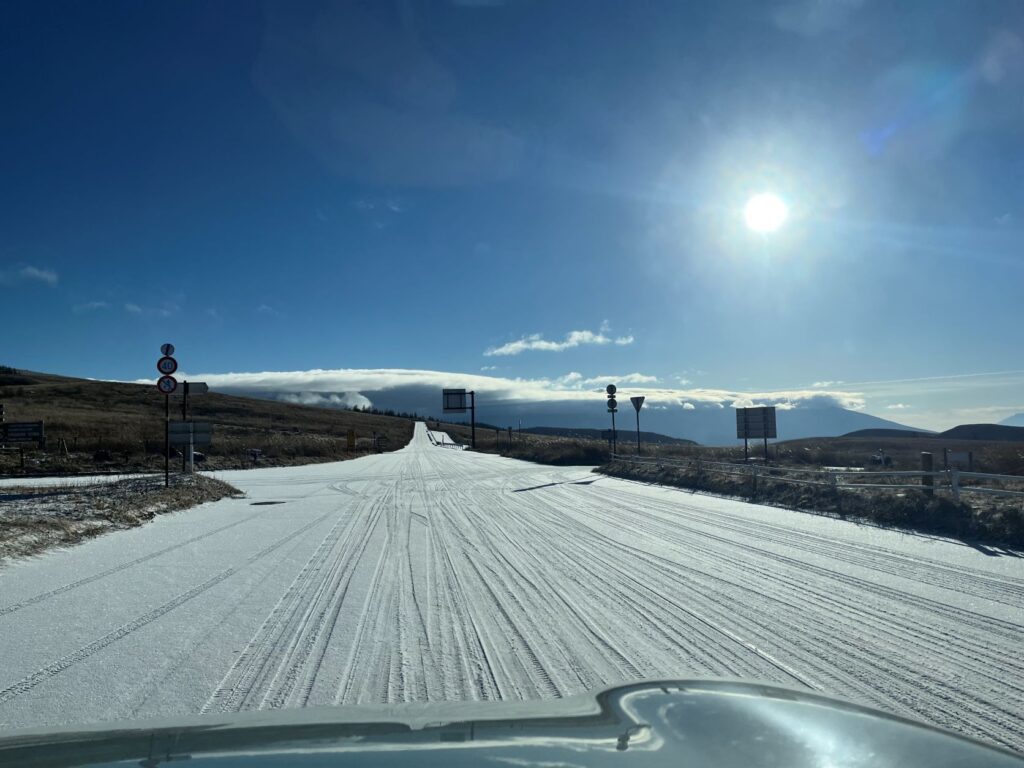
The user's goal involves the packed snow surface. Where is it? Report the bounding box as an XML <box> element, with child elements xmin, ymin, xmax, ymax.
<box><xmin>1</xmin><ymin>423</ymin><xmax>1022</xmax><ymax>752</ymax></box>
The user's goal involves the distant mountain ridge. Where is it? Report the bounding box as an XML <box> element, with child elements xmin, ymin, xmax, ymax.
<box><xmin>847</xmin><ymin>424</ymin><xmax>1024</xmax><ymax>442</ymax></box>
<box><xmin>524</xmin><ymin>426</ymin><xmax>696</xmax><ymax>445</ymax></box>
<box><xmin>941</xmin><ymin>424</ymin><xmax>1024</xmax><ymax>442</ymax></box>
<box><xmin>999</xmin><ymin>413</ymin><xmax>1024</xmax><ymax>427</ymax></box>
<box><xmin>843</xmin><ymin>428</ymin><xmax>937</xmax><ymax>439</ymax></box>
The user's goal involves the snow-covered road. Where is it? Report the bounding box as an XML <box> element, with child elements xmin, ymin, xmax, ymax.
<box><xmin>2</xmin><ymin>423</ymin><xmax>1022</xmax><ymax>751</ymax></box>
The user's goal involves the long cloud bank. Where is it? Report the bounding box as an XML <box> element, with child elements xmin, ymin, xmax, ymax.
<box><xmin>148</xmin><ymin>367</ymin><xmax>866</xmax><ymax>412</ymax></box>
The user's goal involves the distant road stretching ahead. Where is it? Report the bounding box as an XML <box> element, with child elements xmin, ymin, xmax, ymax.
<box><xmin>2</xmin><ymin>423</ymin><xmax>1023</xmax><ymax>751</ymax></box>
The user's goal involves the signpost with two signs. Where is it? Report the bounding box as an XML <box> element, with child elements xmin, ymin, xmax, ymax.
<box><xmin>154</xmin><ymin>344</ymin><xmax>212</xmax><ymax>482</ymax></box>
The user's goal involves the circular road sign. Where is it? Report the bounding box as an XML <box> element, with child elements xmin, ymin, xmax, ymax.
<box><xmin>606</xmin><ymin>384</ymin><xmax>617</xmax><ymax>395</ymax></box>
<box><xmin>160</xmin><ymin>343</ymin><xmax>175</xmax><ymax>356</ymax></box>
<box><xmin>157</xmin><ymin>375</ymin><xmax>178</xmax><ymax>394</ymax></box>
<box><xmin>157</xmin><ymin>356</ymin><xmax>178</xmax><ymax>375</ymax></box>
<box><xmin>607</xmin><ymin>397</ymin><xmax>618</xmax><ymax>411</ymax></box>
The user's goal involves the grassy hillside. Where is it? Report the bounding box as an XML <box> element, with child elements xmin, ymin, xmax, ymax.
<box><xmin>940</xmin><ymin>424</ymin><xmax>1024</xmax><ymax>442</ymax></box>
<box><xmin>0</xmin><ymin>370</ymin><xmax>414</xmax><ymax>474</ymax></box>
<box><xmin>426</xmin><ymin>419</ymin><xmax>611</xmax><ymax>465</ymax></box>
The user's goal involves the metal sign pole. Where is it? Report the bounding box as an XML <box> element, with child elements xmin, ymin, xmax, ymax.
<box><xmin>743</xmin><ymin>407</ymin><xmax>749</xmax><ymax>462</ymax></box>
<box><xmin>164</xmin><ymin>395</ymin><xmax>170</xmax><ymax>487</ymax></box>
<box><xmin>611</xmin><ymin>409</ymin><xmax>617</xmax><ymax>454</ymax></box>
<box><xmin>181</xmin><ymin>381</ymin><xmax>188</xmax><ymax>473</ymax></box>
<box><xmin>635</xmin><ymin>409</ymin><xmax>641</xmax><ymax>456</ymax></box>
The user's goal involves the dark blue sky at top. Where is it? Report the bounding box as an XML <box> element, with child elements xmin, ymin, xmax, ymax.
<box><xmin>2</xmin><ymin>1</ymin><xmax>1022</xmax><ymax>426</ymax></box>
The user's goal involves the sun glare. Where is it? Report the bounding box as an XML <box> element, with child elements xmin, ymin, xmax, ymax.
<box><xmin>744</xmin><ymin>193</ymin><xmax>788</xmax><ymax>233</ymax></box>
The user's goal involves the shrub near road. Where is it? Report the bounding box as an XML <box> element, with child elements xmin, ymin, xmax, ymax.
<box><xmin>601</xmin><ymin>457</ymin><xmax>1024</xmax><ymax>549</ymax></box>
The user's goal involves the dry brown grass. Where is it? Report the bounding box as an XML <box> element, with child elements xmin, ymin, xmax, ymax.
<box><xmin>601</xmin><ymin>459</ymin><xmax>1024</xmax><ymax>549</ymax></box>
<box><xmin>0</xmin><ymin>371</ymin><xmax>414</xmax><ymax>475</ymax></box>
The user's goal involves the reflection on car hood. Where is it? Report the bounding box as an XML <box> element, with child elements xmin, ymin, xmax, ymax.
<box><xmin>1</xmin><ymin>679</ymin><xmax>1021</xmax><ymax>767</ymax></box>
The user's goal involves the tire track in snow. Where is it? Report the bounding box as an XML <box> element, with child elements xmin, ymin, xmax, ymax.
<box><xmin>530</xmin><ymin>484</ymin><xmax>1024</xmax><ymax>749</ymax></box>
<box><xmin>588</xmin><ymin>484</ymin><xmax>1024</xmax><ymax>606</ymax></box>
<box><xmin>0</xmin><ymin>511</ymin><xmax>266</xmax><ymax>618</ymax></box>
<box><xmin>588</xmin><ymin>497</ymin><xmax>1024</xmax><ymax>667</ymax></box>
<box><xmin>0</xmin><ymin>512</ymin><xmax>330</xmax><ymax>707</ymax></box>
<box><xmin>203</xmin><ymin>494</ymin><xmax>387</xmax><ymax>713</ymax></box>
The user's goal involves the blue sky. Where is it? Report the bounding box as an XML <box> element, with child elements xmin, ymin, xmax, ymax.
<box><xmin>2</xmin><ymin>1</ymin><xmax>1023</xmax><ymax>429</ymax></box>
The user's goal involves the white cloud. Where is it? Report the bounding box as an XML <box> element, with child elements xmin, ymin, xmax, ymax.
<box><xmin>480</xmin><ymin>365</ymin><xmax>498</xmax><ymax>371</ymax></box>
<box><xmin>257</xmin><ymin>304</ymin><xmax>281</xmax><ymax>316</ymax></box>
<box><xmin>772</xmin><ymin>0</ymin><xmax>865</xmax><ymax>36</ymax></box>
<box><xmin>2</xmin><ymin>265</ymin><xmax>59</xmax><ymax>286</ymax></box>
<box><xmin>812</xmin><ymin>380</ymin><xmax>843</xmax><ymax>388</ymax></box>
<box><xmin>979</xmin><ymin>30</ymin><xmax>1024</xmax><ymax>84</ymax></box>
<box><xmin>72</xmin><ymin>301</ymin><xmax>109</xmax><ymax>313</ymax></box>
<box><xmin>19</xmin><ymin>266</ymin><xmax>59</xmax><ymax>285</ymax></box>
<box><xmin>555</xmin><ymin>371</ymin><xmax>584</xmax><ymax>387</ymax></box>
<box><xmin>886</xmin><ymin>403</ymin><xmax>911</xmax><ymax>410</ymax></box>
<box><xmin>681</xmin><ymin>402</ymin><xmax>696</xmax><ymax>410</ymax></box>
<box><xmin>580</xmin><ymin>372</ymin><xmax>657</xmax><ymax>387</ymax></box>
<box><xmin>134</xmin><ymin>367</ymin><xmax>866</xmax><ymax>412</ymax></box>
<box><xmin>124</xmin><ymin>302</ymin><xmax>178</xmax><ymax>317</ymax></box>
<box><xmin>278</xmin><ymin>391</ymin><xmax>372</xmax><ymax>409</ymax></box>
<box><xmin>485</xmin><ymin>329</ymin><xmax>634</xmax><ymax>356</ymax></box>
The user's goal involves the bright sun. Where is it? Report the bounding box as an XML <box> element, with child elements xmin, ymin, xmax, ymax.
<box><xmin>744</xmin><ymin>193</ymin><xmax>788</xmax><ymax>233</ymax></box>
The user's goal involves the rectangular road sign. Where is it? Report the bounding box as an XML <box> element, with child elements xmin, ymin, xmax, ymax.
<box><xmin>168</xmin><ymin>421</ymin><xmax>212</xmax><ymax>446</ymax></box>
<box><xmin>1</xmin><ymin>421</ymin><xmax>45</xmax><ymax>445</ymax></box>
<box><xmin>736</xmin><ymin>406</ymin><xmax>777</xmax><ymax>439</ymax></box>
<box><xmin>443</xmin><ymin>389</ymin><xmax>467</xmax><ymax>413</ymax></box>
<box><xmin>171</xmin><ymin>381</ymin><xmax>209</xmax><ymax>397</ymax></box>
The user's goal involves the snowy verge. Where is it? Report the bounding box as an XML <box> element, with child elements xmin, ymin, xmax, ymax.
<box><xmin>0</xmin><ymin>474</ymin><xmax>241</xmax><ymax>565</ymax></box>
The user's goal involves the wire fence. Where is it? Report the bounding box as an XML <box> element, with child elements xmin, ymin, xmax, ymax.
<box><xmin>426</xmin><ymin>431</ymin><xmax>467</xmax><ymax>450</ymax></box>
<box><xmin>609</xmin><ymin>453</ymin><xmax>1024</xmax><ymax>502</ymax></box>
